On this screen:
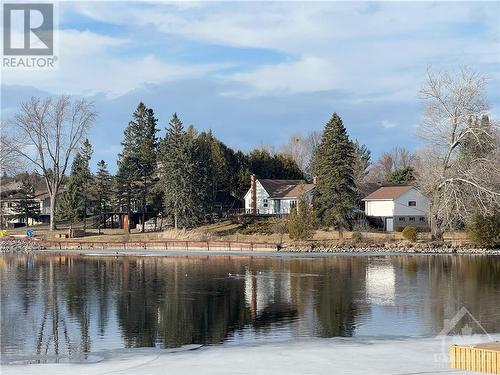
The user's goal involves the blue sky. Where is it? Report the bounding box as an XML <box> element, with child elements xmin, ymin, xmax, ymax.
<box><xmin>2</xmin><ymin>1</ymin><xmax>500</xmax><ymax>172</ymax></box>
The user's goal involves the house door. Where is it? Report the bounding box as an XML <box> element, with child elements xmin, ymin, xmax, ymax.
<box><xmin>386</xmin><ymin>218</ymin><xmax>394</xmax><ymax>232</ymax></box>
<box><xmin>273</xmin><ymin>200</ymin><xmax>281</xmax><ymax>214</ymax></box>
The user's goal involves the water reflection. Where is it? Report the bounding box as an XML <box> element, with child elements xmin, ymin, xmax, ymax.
<box><xmin>1</xmin><ymin>254</ymin><xmax>499</xmax><ymax>361</ymax></box>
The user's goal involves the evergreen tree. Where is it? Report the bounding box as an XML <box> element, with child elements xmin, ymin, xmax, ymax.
<box><xmin>137</xmin><ymin>104</ymin><xmax>159</xmax><ymax>232</ymax></box>
<box><xmin>288</xmin><ymin>195</ymin><xmax>314</xmax><ymax>240</ymax></box>
<box><xmin>67</xmin><ymin>140</ymin><xmax>93</xmax><ymax>231</ymax></box>
<box><xmin>57</xmin><ymin>180</ymin><xmax>81</xmax><ymax>233</ymax></box>
<box><xmin>387</xmin><ymin>166</ymin><xmax>415</xmax><ymax>184</ymax></box>
<box><xmin>159</xmin><ymin>113</ymin><xmax>211</xmax><ymax>229</ymax></box>
<box><xmin>94</xmin><ymin>160</ymin><xmax>112</xmax><ymax>234</ymax></box>
<box><xmin>313</xmin><ymin>113</ymin><xmax>356</xmax><ymax>230</ymax></box>
<box><xmin>12</xmin><ymin>176</ymin><xmax>40</xmax><ymax>226</ymax></box>
<box><xmin>80</xmin><ymin>139</ymin><xmax>93</xmax><ymax>230</ymax></box>
<box><xmin>116</xmin><ymin>103</ymin><xmax>159</xmax><ymax>232</ymax></box>
<box><xmin>116</xmin><ymin>122</ymin><xmax>138</xmax><ymax>232</ymax></box>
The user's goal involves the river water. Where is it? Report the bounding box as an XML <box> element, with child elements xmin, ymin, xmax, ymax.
<box><xmin>1</xmin><ymin>253</ymin><xmax>499</xmax><ymax>364</ymax></box>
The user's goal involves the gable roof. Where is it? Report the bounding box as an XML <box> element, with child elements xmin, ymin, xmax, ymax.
<box><xmin>259</xmin><ymin>179</ymin><xmax>315</xmax><ymax>199</ymax></box>
<box><xmin>362</xmin><ymin>185</ymin><xmax>414</xmax><ymax>201</ymax></box>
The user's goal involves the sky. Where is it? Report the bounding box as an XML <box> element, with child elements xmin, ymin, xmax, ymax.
<box><xmin>2</xmin><ymin>1</ymin><xmax>500</xmax><ymax>173</ymax></box>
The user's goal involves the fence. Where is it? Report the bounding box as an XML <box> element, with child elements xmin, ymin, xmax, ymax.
<box><xmin>40</xmin><ymin>240</ymin><xmax>279</xmax><ymax>252</ymax></box>
<box><xmin>450</xmin><ymin>344</ymin><xmax>500</xmax><ymax>374</ymax></box>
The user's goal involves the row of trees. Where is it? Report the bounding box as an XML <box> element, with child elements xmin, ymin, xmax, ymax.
<box><xmin>4</xmin><ymin>67</ymin><xmax>498</xmax><ymax>240</ymax></box>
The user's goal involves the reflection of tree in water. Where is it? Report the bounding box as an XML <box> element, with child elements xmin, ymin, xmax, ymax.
<box><xmin>117</xmin><ymin>258</ymin><xmax>252</xmax><ymax>348</ymax></box>
<box><xmin>311</xmin><ymin>258</ymin><xmax>367</xmax><ymax>337</ymax></box>
<box><xmin>3</xmin><ymin>254</ymin><xmax>500</xmax><ymax>361</ymax></box>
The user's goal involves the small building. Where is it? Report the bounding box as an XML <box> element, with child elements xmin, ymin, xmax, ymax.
<box><xmin>362</xmin><ymin>185</ymin><xmax>429</xmax><ymax>232</ymax></box>
<box><xmin>244</xmin><ymin>175</ymin><xmax>315</xmax><ymax>215</ymax></box>
<box><xmin>0</xmin><ymin>189</ymin><xmax>52</xmax><ymax>227</ymax></box>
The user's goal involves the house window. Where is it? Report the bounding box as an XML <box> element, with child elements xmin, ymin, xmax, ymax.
<box><xmin>263</xmin><ymin>198</ymin><xmax>268</xmax><ymax>208</ymax></box>
<box><xmin>409</xmin><ymin>217</ymin><xmax>415</xmax><ymax>222</ymax></box>
<box><xmin>408</xmin><ymin>201</ymin><xmax>416</xmax><ymax>207</ymax></box>
<box><xmin>419</xmin><ymin>217</ymin><xmax>425</xmax><ymax>222</ymax></box>
<box><xmin>399</xmin><ymin>217</ymin><xmax>405</xmax><ymax>222</ymax></box>
<box><xmin>290</xmin><ymin>200</ymin><xmax>297</xmax><ymax>209</ymax></box>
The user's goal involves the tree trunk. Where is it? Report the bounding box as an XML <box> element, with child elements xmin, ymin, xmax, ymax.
<box><xmin>430</xmin><ymin>212</ymin><xmax>444</xmax><ymax>241</ymax></box>
<box><xmin>49</xmin><ymin>194</ymin><xmax>57</xmax><ymax>231</ymax></box>
<box><xmin>83</xmin><ymin>197</ymin><xmax>87</xmax><ymax>232</ymax></box>
<box><xmin>97</xmin><ymin>209</ymin><xmax>101</xmax><ymax>235</ymax></box>
<box><xmin>430</xmin><ymin>192</ymin><xmax>444</xmax><ymax>241</ymax></box>
<box><xmin>25</xmin><ymin>212</ymin><xmax>29</xmax><ymax>227</ymax></box>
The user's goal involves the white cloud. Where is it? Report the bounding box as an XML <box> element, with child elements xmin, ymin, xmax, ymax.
<box><xmin>2</xmin><ymin>29</ymin><xmax>224</xmax><ymax>97</ymax></box>
<box><xmin>3</xmin><ymin>1</ymin><xmax>499</xmax><ymax>100</ymax></box>
<box><xmin>229</xmin><ymin>57</ymin><xmax>337</xmax><ymax>95</ymax></box>
<box><xmin>380</xmin><ymin>120</ymin><xmax>397</xmax><ymax>129</ymax></box>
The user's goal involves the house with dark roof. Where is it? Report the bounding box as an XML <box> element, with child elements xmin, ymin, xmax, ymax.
<box><xmin>362</xmin><ymin>185</ymin><xmax>429</xmax><ymax>231</ymax></box>
<box><xmin>244</xmin><ymin>175</ymin><xmax>315</xmax><ymax>215</ymax></box>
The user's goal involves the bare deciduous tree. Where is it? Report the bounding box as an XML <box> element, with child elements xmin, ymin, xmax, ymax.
<box><xmin>0</xmin><ymin>131</ymin><xmax>25</xmax><ymax>176</ymax></box>
<box><xmin>366</xmin><ymin>146</ymin><xmax>416</xmax><ymax>184</ymax></box>
<box><xmin>416</xmin><ymin>67</ymin><xmax>500</xmax><ymax>238</ymax></box>
<box><xmin>281</xmin><ymin>130</ymin><xmax>322</xmax><ymax>178</ymax></box>
<box><xmin>11</xmin><ymin>96</ymin><xmax>97</xmax><ymax>230</ymax></box>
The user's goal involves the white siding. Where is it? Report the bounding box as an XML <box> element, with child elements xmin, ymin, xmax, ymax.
<box><xmin>393</xmin><ymin>189</ymin><xmax>429</xmax><ymax>216</ymax></box>
<box><xmin>244</xmin><ymin>181</ymin><xmax>271</xmax><ymax>214</ymax></box>
<box><xmin>365</xmin><ymin>200</ymin><xmax>394</xmax><ymax>217</ymax></box>
<box><xmin>244</xmin><ymin>184</ymin><xmax>314</xmax><ymax>214</ymax></box>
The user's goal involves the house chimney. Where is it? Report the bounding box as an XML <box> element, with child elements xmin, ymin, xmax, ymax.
<box><xmin>312</xmin><ymin>176</ymin><xmax>317</xmax><ymax>185</ymax></box>
<box><xmin>251</xmin><ymin>174</ymin><xmax>257</xmax><ymax>214</ymax></box>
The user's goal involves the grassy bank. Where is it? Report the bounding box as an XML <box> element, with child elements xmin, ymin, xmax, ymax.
<box><xmin>2</xmin><ymin>219</ymin><xmax>473</xmax><ymax>248</ymax></box>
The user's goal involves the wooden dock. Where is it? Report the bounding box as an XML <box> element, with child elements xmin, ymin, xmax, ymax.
<box><xmin>450</xmin><ymin>343</ymin><xmax>500</xmax><ymax>374</ymax></box>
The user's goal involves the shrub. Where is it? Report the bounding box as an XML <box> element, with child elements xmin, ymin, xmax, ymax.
<box><xmin>288</xmin><ymin>196</ymin><xmax>314</xmax><ymax>240</ymax></box>
<box><xmin>351</xmin><ymin>231</ymin><xmax>363</xmax><ymax>241</ymax></box>
<box><xmin>467</xmin><ymin>213</ymin><xmax>500</xmax><ymax>248</ymax></box>
<box><xmin>402</xmin><ymin>225</ymin><xmax>417</xmax><ymax>242</ymax></box>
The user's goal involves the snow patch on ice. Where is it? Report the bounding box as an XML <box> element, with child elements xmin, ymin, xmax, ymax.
<box><xmin>2</xmin><ymin>335</ymin><xmax>498</xmax><ymax>374</ymax></box>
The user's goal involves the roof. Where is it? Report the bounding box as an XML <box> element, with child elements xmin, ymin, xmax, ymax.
<box><xmin>362</xmin><ymin>185</ymin><xmax>414</xmax><ymax>201</ymax></box>
<box><xmin>259</xmin><ymin>179</ymin><xmax>315</xmax><ymax>199</ymax></box>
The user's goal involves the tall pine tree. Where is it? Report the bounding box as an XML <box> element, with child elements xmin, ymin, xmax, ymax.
<box><xmin>80</xmin><ymin>139</ymin><xmax>93</xmax><ymax>231</ymax></box>
<box><xmin>159</xmin><ymin>113</ymin><xmax>211</xmax><ymax>229</ymax></box>
<box><xmin>57</xmin><ymin>180</ymin><xmax>81</xmax><ymax>233</ymax></box>
<box><xmin>313</xmin><ymin>113</ymin><xmax>356</xmax><ymax>231</ymax></box>
<box><xmin>116</xmin><ymin>102</ymin><xmax>159</xmax><ymax>232</ymax></box>
<box><xmin>94</xmin><ymin>160</ymin><xmax>112</xmax><ymax>234</ymax></box>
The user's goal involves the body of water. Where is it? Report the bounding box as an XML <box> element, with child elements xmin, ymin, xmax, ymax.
<box><xmin>1</xmin><ymin>253</ymin><xmax>499</xmax><ymax>363</ymax></box>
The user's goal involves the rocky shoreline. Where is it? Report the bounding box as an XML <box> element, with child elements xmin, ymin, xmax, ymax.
<box><xmin>1</xmin><ymin>238</ymin><xmax>499</xmax><ymax>255</ymax></box>
<box><xmin>284</xmin><ymin>243</ymin><xmax>500</xmax><ymax>255</ymax></box>
<box><xmin>0</xmin><ymin>239</ymin><xmax>43</xmax><ymax>253</ymax></box>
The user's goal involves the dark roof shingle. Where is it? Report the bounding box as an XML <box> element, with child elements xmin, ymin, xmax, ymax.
<box><xmin>259</xmin><ymin>179</ymin><xmax>315</xmax><ymax>198</ymax></box>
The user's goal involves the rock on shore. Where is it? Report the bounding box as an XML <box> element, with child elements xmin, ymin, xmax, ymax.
<box><xmin>0</xmin><ymin>239</ymin><xmax>43</xmax><ymax>253</ymax></box>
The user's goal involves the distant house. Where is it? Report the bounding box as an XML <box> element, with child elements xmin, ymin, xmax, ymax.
<box><xmin>0</xmin><ymin>188</ymin><xmax>52</xmax><ymax>227</ymax></box>
<box><xmin>362</xmin><ymin>185</ymin><xmax>429</xmax><ymax>232</ymax></box>
<box><xmin>244</xmin><ymin>175</ymin><xmax>315</xmax><ymax>215</ymax></box>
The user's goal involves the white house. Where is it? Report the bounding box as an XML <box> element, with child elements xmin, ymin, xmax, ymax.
<box><xmin>0</xmin><ymin>182</ymin><xmax>53</xmax><ymax>227</ymax></box>
<box><xmin>244</xmin><ymin>175</ymin><xmax>315</xmax><ymax>215</ymax></box>
<box><xmin>362</xmin><ymin>185</ymin><xmax>430</xmax><ymax>232</ymax></box>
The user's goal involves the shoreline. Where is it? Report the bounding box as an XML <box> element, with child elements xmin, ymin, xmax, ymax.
<box><xmin>1</xmin><ymin>238</ymin><xmax>498</xmax><ymax>256</ymax></box>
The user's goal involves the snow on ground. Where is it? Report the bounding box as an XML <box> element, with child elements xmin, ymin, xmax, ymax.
<box><xmin>3</xmin><ymin>335</ymin><xmax>497</xmax><ymax>375</ymax></box>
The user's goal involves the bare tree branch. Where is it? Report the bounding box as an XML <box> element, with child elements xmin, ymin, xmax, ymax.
<box><xmin>9</xmin><ymin>96</ymin><xmax>97</xmax><ymax>230</ymax></box>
